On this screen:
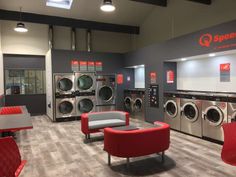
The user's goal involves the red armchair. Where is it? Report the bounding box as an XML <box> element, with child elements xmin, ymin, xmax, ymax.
<box><xmin>81</xmin><ymin>111</ymin><xmax>129</xmax><ymax>139</ymax></box>
<box><xmin>221</xmin><ymin>122</ymin><xmax>236</xmax><ymax>166</ymax></box>
<box><xmin>104</xmin><ymin>121</ymin><xmax>170</xmax><ymax>165</ymax></box>
<box><xmin>0</xmin><ymin>137</ymin><xmax>26</xmax><ymax>177</ymax></box>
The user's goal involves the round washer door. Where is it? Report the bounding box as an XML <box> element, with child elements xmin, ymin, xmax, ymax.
<box><xmin>78</xmin><ymin>98</ymin><xmax>94</xmax><ymax>113</ymax></box>
<box><xmin>99</xmin><ymin>86</ymin><xmax>113</xmax><ymax>102</ymax></box>
<box><xmin>124</xmin><ymin>97</ymin><xmax>132</xmax><ymax>110</ymax></box>
<box><xmin>134</xmin><ymin>98</ymin><xmax>142</xmax><ymax>112</ymax></box>
<box><xmin>165</xmin><ymin>100</ymin><xmax>178</xmax><ymax>118</ymax></box>
<box><xmin>58</xmin><ymin>101</ymin><xmax>74</xmax><ymax>114</ymax></box>
<box><xmin>58</xmin><ymin>78</ymin><xmax>73</xmax><ymax>91</ymax></box>
<box><xmin>205</xmin><ymin>106</ymin><xmax>224</xmax><ymax>126</ymax></box>
<box><xmin>182</xmin><ymin>102</ymin><xmax>199</xmax><ymax>122</ymax></box>
<box><xmin>77</xmin><ymin>75</ymin><xmax>93</xmax><ymax>90</ymax></box>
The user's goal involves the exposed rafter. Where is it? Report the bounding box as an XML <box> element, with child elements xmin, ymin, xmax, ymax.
<box><xmin>0</xmin><ymin>9</ymin><xmax>139</xmax><ymax>34</ymax></box>
<box><xmin>187</xmin><ymin>0</ymin><xmax>212</xmax><ymax>5</ymax></box>
<box><xmin>130</xmin><ymin>0</ymin><xmax>167</xmax><ymax>7</ymax></box>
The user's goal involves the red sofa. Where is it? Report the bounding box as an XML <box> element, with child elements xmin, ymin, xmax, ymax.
<box><xmin>81</xmin><ymin>111</ymin><xmax>129</xmax><ymax>139</ymax></box>
<box><xmin>104</xmin><ymin>121</ymin><xmax>170</xmax><ymax>165</ymax></box>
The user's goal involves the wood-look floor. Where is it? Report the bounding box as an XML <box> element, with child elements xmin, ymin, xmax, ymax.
<box><xmin>14</xmin><ymin>115</ymin><xmax>236</xmax><ymax>177</ymax></box>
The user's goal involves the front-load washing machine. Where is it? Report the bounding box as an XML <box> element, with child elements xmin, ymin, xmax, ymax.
<box><xmin>180</xmin><ymin>93</ymin><xmax>202</xmax><ymax>137</ymax></box>
<box><xmin>96</xmin><ymin>74</ymin><xmax>116</xmax><ymax>111</ymax></box>
<box><xmin>133</xmin><ymin>90</ymin><xmax>145</xmax><ymax>120</ymax></box>
<box><xmin>202</xmin><ymin>94</ymin><xmax>228</xmax><ymax>142</ymax></box>
<box><xmin>54</xmin><ymin>73</ymin><xmax>75</xmax><ymax>95</ymax></box>
<box><xmin>227</xmin><ymin>94</ymin><xmax>236</xmax><ymax>123</ymax></box>
<box><xmin>55</xmin><ymin>95</ymin><xmax>76</xmax><ymax>119</ymax></box>
<box><xmin>164</xmin><ymin>92</ymin><xmax>181</xmax><ymax>131</ymax></box>
<box><xmin>124</xmin><ymin>90</ymin><xmax>134</xmax><ymax>116</ymax></box>
<box><xmin>76</xmin><ymin>92</ymin><xmax>96</xmax><ymax>116</ymax></box>
<box><xmin>75</xmin><ymin>72</ymin><xmax>96</xmax><ymax>93</ymax></box>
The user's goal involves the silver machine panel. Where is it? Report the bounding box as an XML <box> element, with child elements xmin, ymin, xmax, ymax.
<box><xmin>75</xmin><ymin>72</ymin><xmax>96</xmax><ymax>93</ymax></box>
<box><xmin>164</xmin><ymin>93</ymin><xmax>181</xmax><ymax>131</ymax></box>
<box><xmin>54</xmin><ymin>73</ymin><xmax>75</xmax><ymax>95</ymax></box>
<box><xmin>227</xmin><ymin>94</ymin><xmax>236</xmax><ymax>123</ymax></box>
<box><xmin>55</xmin><ymin>98</ymin><xmax>76</xmax><ymax>119</ymax></box>
<box><xmin>96</xmin><ymin>74</ymin><xmax>116</xmax><ymax>106</ymax></box>
<box><xmin>76</xmin><ymin>96</ymin><xmax>96</xmax><ymax>116</ymax></box>
<box><xmin>202</xmin><ymin>99</ymin><xmax>227</xmax><ymax>141</ymax></box>
<box><xmin>132</xmin><ymin>90</ymin><xmax>145</xmax><ymax>120</ymax></box>
<box><xmin>180</xmin><ymin>98</ymin><xmax>202</xmax><ymax>137</ymax></box>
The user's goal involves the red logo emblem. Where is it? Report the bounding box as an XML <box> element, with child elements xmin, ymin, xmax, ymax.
<box><xmin>199</xmin><ymin>33</ymin><xmax>213</xmax><ymax>47</ymax></box>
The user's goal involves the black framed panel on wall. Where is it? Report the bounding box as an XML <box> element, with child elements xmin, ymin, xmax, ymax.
<box><xmin>3</xmin><ymin>54</ymin><xmax>46</xmax><ymax>115</ymax></box>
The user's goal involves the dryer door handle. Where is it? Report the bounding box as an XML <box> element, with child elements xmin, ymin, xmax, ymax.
<box><xmin>180</xmin><ymin>110</ymin><xmax>183</xmax><ymax>116</ymax></box>
<box><xmin>202</xmin><ymin>113</ymin><xmax>206</xmax><ymax>120</ymax></box>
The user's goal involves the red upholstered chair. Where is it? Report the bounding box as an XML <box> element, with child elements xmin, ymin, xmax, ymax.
<box><xmin>0</xmin><ymin>137</ymin><xmax>26</xmax><ymax>177</ymax></box>
<box><xmin>104</xmin><ymin>121</ymin><xmax>170</xmax><ymax>165</ymax></box>
<box><xmin>221</xmin><ymin>122</ymin><xmax>236</xmax><ymax>166</ymax></box>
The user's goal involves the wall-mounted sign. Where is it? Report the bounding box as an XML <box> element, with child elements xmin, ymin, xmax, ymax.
<box><xmin>199</xmin><ymin>32</ymin><xmax>236</xmax><ymax>50</ymax></box>
<box><xmin>79</xmin><ymin>61</ymin><xmax>87</xmax><ymax>71</ymax></box>
<box><xmin>88</xmin><ymin>61</ymin><xmax>95</xmax><ymax>71</ymax></box>
<box><xmin>95</xmin><ymin>61</ymin><xmax>103</xmax><ymax>71</ymax></box>
<box><xmin>220</xmin><ymin>63</ymin><xmax>230</xmax><ymax>82</ymax></box>
<box><xmin>71</xmin><ymin>60</ymin><xmax>79</xmax><ymax>72</ymax></box>
<box><xmin>117</xmin><ymin>74</ymin><xmax>123</xmax><ymax>84</ymax></box>
<box><xmin>150</xmin><ymin>72</ymin><xmax>157</xmax><ymax>84</ymax></box>
<box><xmin>167</xmin><ymin>70</ymin><xmax>174</xmax><ymax>84</ymax></box>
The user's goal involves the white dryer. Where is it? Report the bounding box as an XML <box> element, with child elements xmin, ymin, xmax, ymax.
<box><xmin>202</xmin><ymin>94</ymin><xmax>228</xmax><ymax>142</ymax></box>
<box><xmin>227</xmin><ymin>94</ymin><xmax>236</xmax><ymax>123</ymax></box>
<box><xmin>75</xmin><ymin>72</ymin><xmax>96</xmax><ymax>93</ymax></box>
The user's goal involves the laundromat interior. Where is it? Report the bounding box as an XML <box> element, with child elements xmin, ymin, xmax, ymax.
<box><xmin>1</xmin><ymin>0</ymin><xmax>236</xmax><ymax>177</ymax></box>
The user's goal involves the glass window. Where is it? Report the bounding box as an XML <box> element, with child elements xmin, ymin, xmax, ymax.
<box><xmin>5</xmin><ymin>69</ymin><xmax>45</xmax><ymax>95</ymax></box>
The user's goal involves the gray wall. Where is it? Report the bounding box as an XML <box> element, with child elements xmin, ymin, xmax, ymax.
<box><xmin>125</xmin><ymin>19</ymin><xmax>236</xmax><ymax>123</ymax></box>
<box><xmin>51</xmin><ymin>49</ymin><xmax>134</xmax><ymax>110</ymax></box>
<box><xmin>0</xmin><ymin>95</ymin><xmax>4</xmax><ymax>107</ymax></box>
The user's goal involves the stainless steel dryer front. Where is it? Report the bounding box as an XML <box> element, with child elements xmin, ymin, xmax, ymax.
<box><xmin>133</xmin><ymin>90</ymin><xmax>145</xmax><ymax>120</ymax></box>
<box><xmin>124</xmin><ymin>90</ymin><xmax>134</xmax><ymax>116</ymax></box>
<box><xmin>164</xmin><ymin>92</ymin><xmax>181</xmax><ymax>131</ymax></box>
<box><xmin>227</xmin><ymin>94</ymin><xmax>236</xmax><ymax>123</ymax></box>
<box><xmin>54</xmin><ymin>73</ymin><xmax>75</xmax><ymax>95</ymax></box>
<box><xmin>76</xmin><ymin>92</ymin><xmax>96</xmax><ymax>116</ymax></box>
<box><xmin>180</xmin><ymin>93</ymin><xmax>202</xmax><ymax>137</ymax></box>
<box><xmin>75</xmin><ymin>72</ymin><xmax>96</xmax><ymax>93</ymax></box>
<box><xmin>55</xmin><ymin>95</ymin><xmax>76</xmax><ymax>119</ymax></box>
<box><xmin>202</xmin><ymin>94</ymin><xmax>228</xmax><ymax>142</ymax></box>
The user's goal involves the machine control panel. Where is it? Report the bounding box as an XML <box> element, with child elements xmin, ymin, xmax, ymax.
<box><xmin>148</xmin><ymin>84</ymin><xmax>159</xmax><ymax>108</ymax></box>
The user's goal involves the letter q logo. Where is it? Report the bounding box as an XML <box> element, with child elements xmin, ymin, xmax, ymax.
<box><xmin>199</xmin><ymin>33</ymin><xmax>213</xmax><ymax>47</ymax></box>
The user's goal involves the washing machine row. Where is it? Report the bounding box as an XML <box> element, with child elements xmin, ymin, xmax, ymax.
<box><xmin>164</xmin><ymin>91</ymin><xmax>236</xmax><ymax>142</ymax></box>
<box><xmin>124</xmin><ymin>89</ymin><xmax>145</xmax><ymax>120</ymax></box>
<box><xmin>54</xmin><ymin>73</ymin><xmax>117</xmax><ymax>120</ymax></box>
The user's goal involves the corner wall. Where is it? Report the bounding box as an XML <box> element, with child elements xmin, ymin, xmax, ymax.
<box><xmin>0</xmin><ymin>21</ymin><xmax>4</xmax><ymax>106</ymax></box>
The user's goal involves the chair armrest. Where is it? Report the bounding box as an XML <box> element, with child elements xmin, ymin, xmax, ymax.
<box><xmin>125</xmin><ymin>112</ymin><xmax>130</xmax><ymax>126</ymax></box>
<box><xmin>81</xmin><ymin>113</ymin><xmax>89</xmax><ymax>134</ymax></box>
<box><xmin>15</xmin><ymin>160</ymin><xmax>26</xmax><ymax>177</ymax></box>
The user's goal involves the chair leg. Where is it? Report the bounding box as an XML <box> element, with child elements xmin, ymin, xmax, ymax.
<box><xmin>88</xmin><ymin>134</ymin><xmax>91</xmax><ymax>139</ymax></box>
<box><xmin>126</xmin><ymin>158</ymin><xmax>130</xmax><ymax>168</ymax></box>
<box><xmin>108</xmin><ymin>153</ymin><xmax>111</xmax><ymax>166</ymax></box>
<box><xmin>161</xmin><ymin>151</ymin><xmax>165</xmax><ymax>163</ymax></box>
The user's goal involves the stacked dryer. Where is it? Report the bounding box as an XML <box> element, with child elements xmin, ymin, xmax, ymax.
<box><xmin>96</xmin><ymin>74</ymin><xmax>117</xmax><ymax>111</ymax></box>
<box><xmin>54</xmin><ymin>73</ymin><xmax>76</xmax><ymax>120</ymax></box>
<box><xmin>75</xmin><ymin>72</ymin><xmax>96</xmax><ymax>116</ymax></box>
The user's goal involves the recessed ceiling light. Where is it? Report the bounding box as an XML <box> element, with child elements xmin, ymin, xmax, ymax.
<box><xmin>100</xmin><ymin>0</ymin><xmax>116</xmax><ymax>12</ymax></box>
<box><xmin>46</xmin><ymin>0</ymin><xmax>73</xmax><ymax>9</ymax></box>
<box><xmin>209</xmin><ymin>53</ymin><xmax>216</xmax><ymax>57</ymax></box>
<box><xmin>181</xmin><ymin>58</ymin><xmax>187</xmax><ymax>61</ymax></box>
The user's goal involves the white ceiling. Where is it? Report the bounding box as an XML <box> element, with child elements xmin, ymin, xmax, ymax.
<box><xmin>0</xmin><ymin>0</ymin><xmax>156</xmax><ymax>26</ymax></box>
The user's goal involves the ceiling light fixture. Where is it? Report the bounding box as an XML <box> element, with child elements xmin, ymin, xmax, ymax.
<box><xmin>209</xmin><ymin>53</ymin><xmax>216</xmax><ymax>57</ymax></box>
<box><xmin>100</xmin><ymin>0</ymin><xmax>116</xmax><ymax>12</ymax></box>
<box><xmin>14</xmin><ymin>7</ymin><xmax>28</xmax><ymax>33</ymax></box>
<box><xmin>46</xmin><ymin>0</ymin><xmax>73</xmax><ymax>9</ymax></box>
<box><xmin>181</xmin><ymin>58</ymin><xmax>187</xmax><ymax>61</ymax></box>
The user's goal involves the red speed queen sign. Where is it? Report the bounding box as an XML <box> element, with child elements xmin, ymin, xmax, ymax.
<box><xmin>167</xmin><ymin>70</ymin><xmax>174</xmax><ymax>83</ymax></box>
<box><xmin>220</xmin><ymin>63</ymin><xmax>230</xmax><ymax>71</ymax></box>
<box><xmin>150</xmin><ymin>72</ymin><xmax>157</xmax><ymax>84</ymax></box>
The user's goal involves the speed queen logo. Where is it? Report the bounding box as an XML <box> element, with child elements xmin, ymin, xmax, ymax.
<box><xmin>199</xmin><ymin>32</ymin><xmax>236</xmax><ymax>47</ymax></box>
